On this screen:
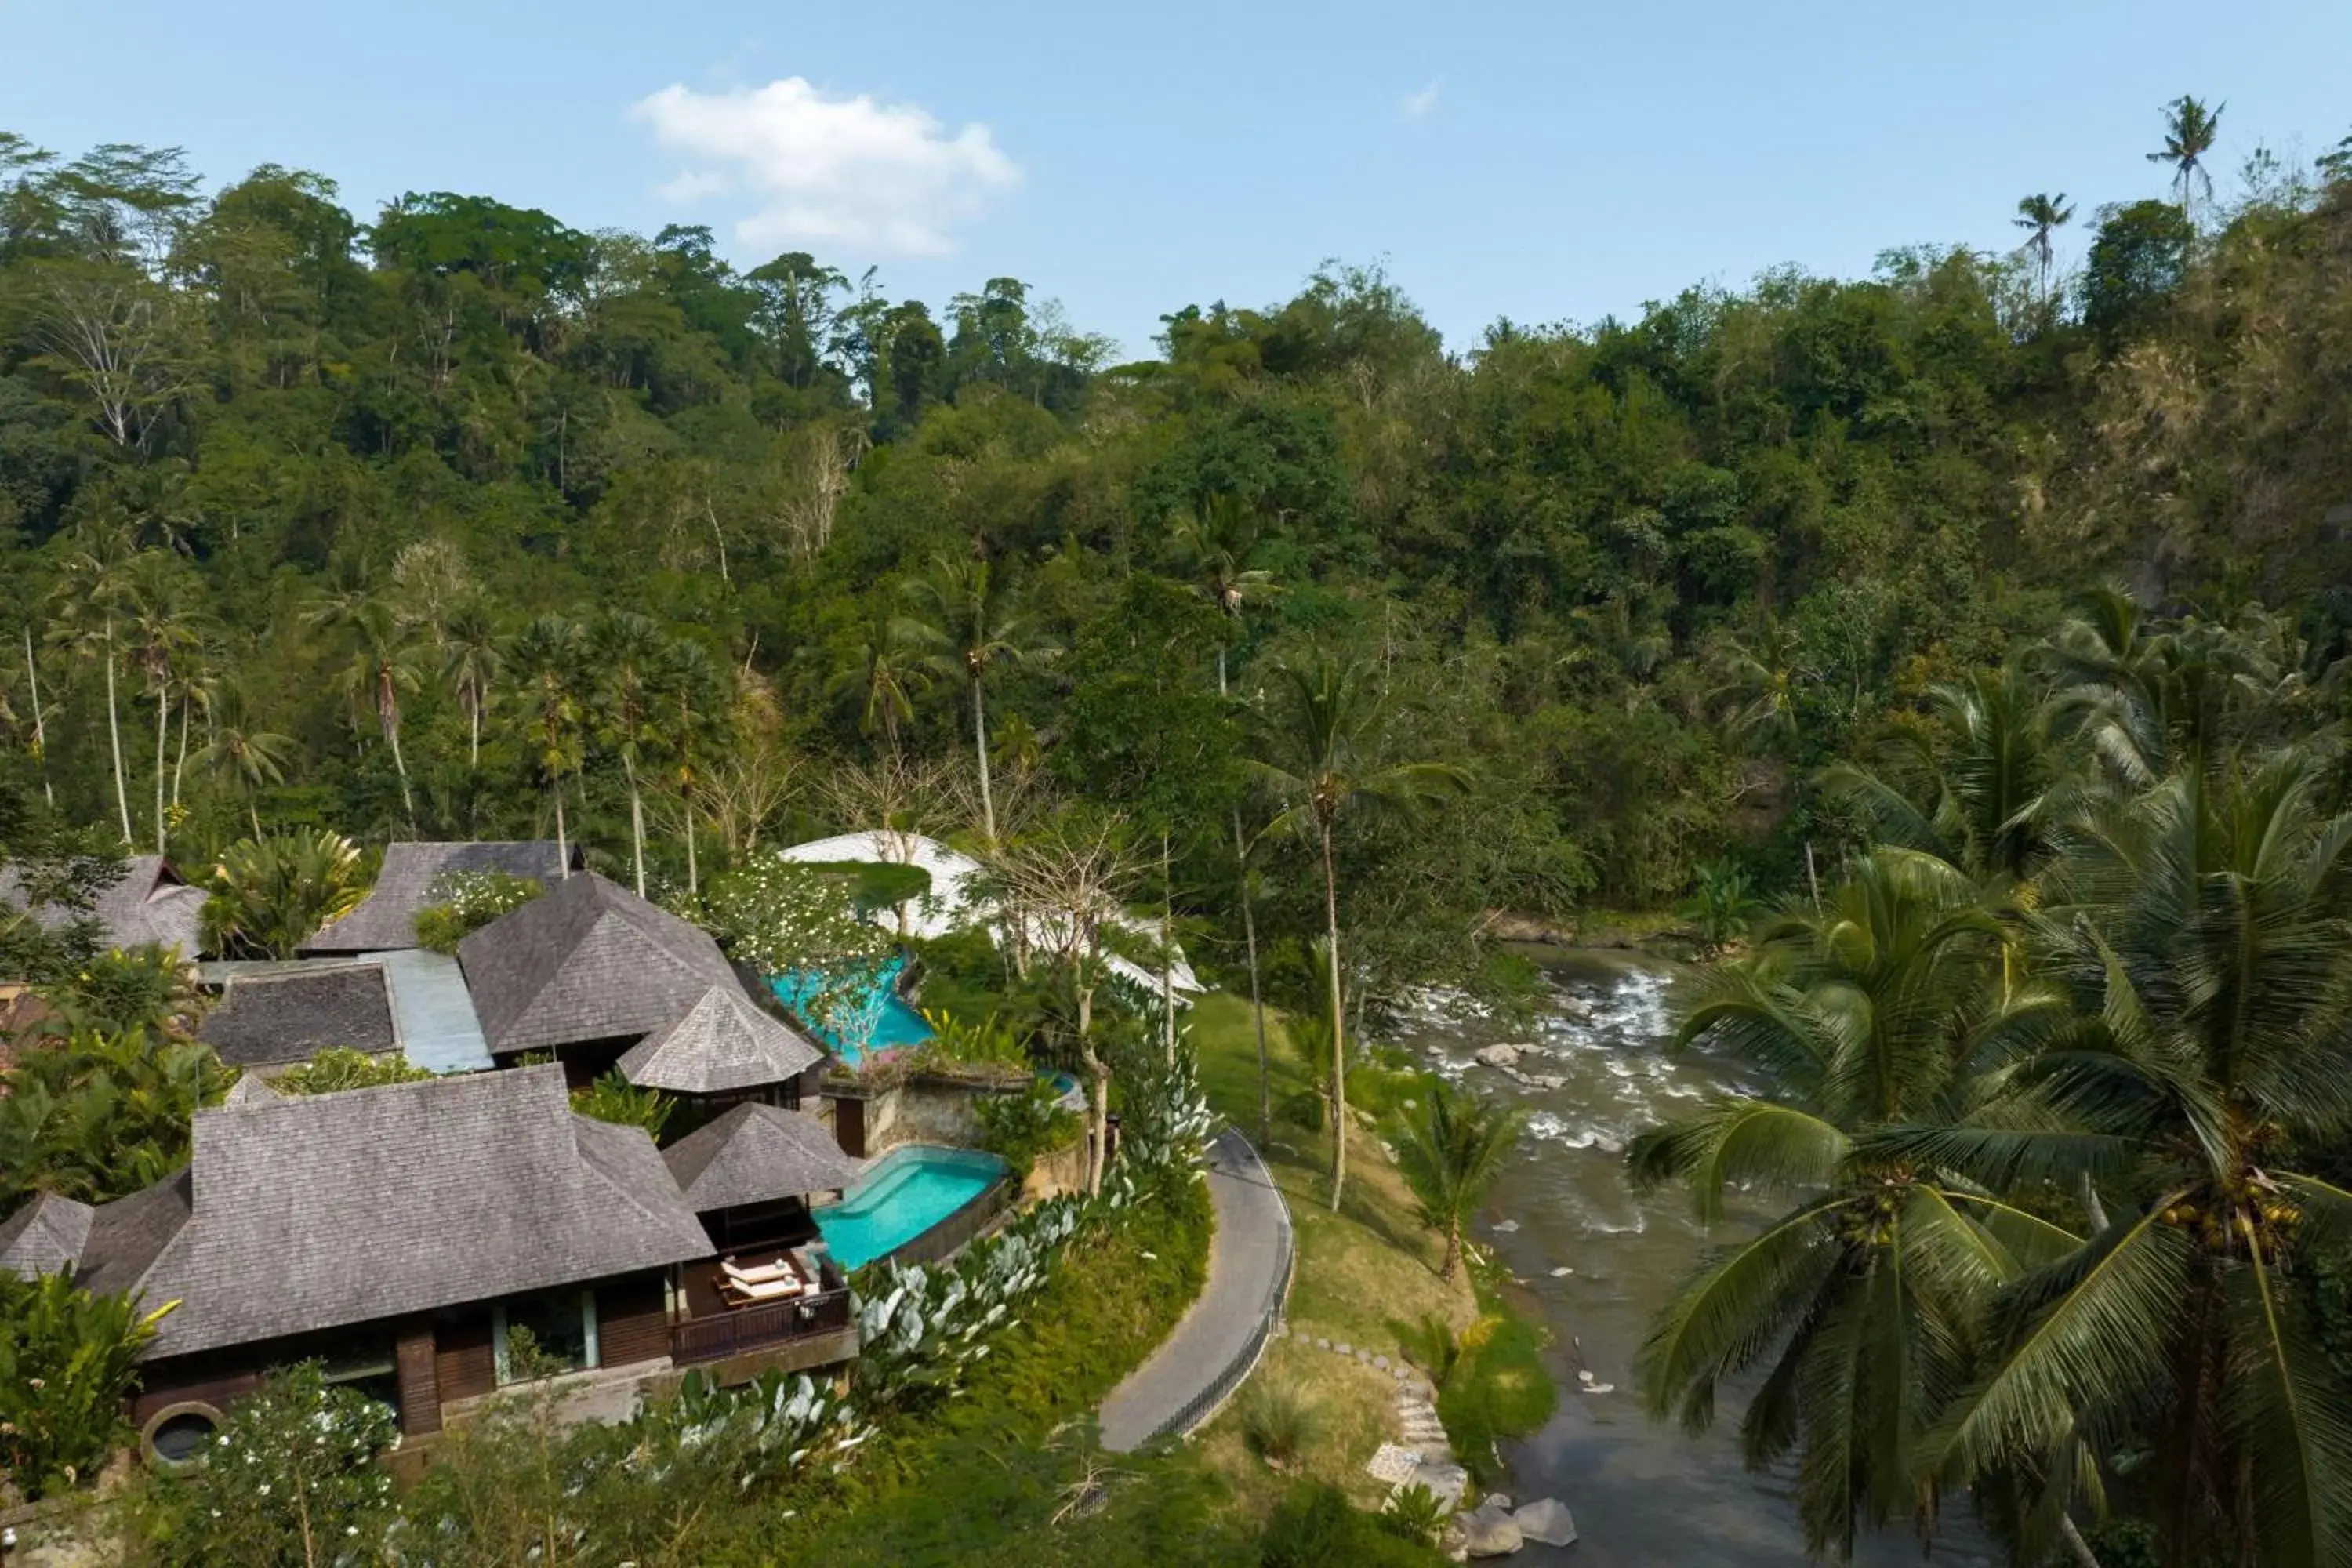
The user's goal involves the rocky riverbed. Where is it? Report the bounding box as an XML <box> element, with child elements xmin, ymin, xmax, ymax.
<box><xmin>1388</xmin><ymin>949</ymin><xmax>1995</xmax><ymax>1566</ymax></box>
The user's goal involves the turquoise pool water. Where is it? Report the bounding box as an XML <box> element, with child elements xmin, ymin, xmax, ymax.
<box><xmin>815</xmin><ymin>1145</ymin><xmax>1008</xmax><ymax>1270</ymax></box>
<box><xmin>769</xmin><ymin>956</ymin><xmax>935</xmax><ymax>1066</ymax></box>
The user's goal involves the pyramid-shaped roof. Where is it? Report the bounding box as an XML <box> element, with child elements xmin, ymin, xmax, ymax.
<box><xmin>661</xmin><ymin>1102</ymin><xmax>863</xmax><ymax>1211</ymax></box>
<box><xmin>617</xmin><ymin>984</ymin><xmax>824</xmax><ymax>1094</ymax></box>
<box><xmin>457</xmin><ymin>873</ymin><xmax>742</xmax><ymax>1058</ymax></box>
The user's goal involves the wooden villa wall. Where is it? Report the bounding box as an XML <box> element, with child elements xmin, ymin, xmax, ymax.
<box><xmin>433</xmin><ymin>1308</ymin><xmax>497</xmax><ymax>1403</ymax></box>
<box><xmin>596</xmin><ymin>1274</ymin><xmax>670</xmax><ymax>1368</ymax></box>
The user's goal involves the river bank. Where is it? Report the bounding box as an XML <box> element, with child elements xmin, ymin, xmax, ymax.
<box><xmin>1388</xmin><ymin>949</ymin><xmax>1996</xmax><ymax>1566</ymax></box>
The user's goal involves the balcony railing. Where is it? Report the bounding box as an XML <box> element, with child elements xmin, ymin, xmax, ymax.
<box><xmin>670</xmin><ymin>1284</ymin><xmax>853</xmax><ymax>1366</ymax></box>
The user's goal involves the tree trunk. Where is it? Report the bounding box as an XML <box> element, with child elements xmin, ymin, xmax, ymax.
<box><xmin>24</xmin><ymin>629</ymin><xmax>51</xmax><ymax>808</ymax></box>
<box><xmin>1236</xmin><ymin>808</ymin><xmax>1269</xmax><ymax>1145</ymax></box>
<box><xmin>469</xmin><ymin>695</ymin><xmax>481</xmax><ymax>771</ymax></box>
<box><xmin>625</xmin><ymin>757</ymin><xmax>647</xmax><ymax>896</ymax></box>
<box><xmin>1160</xmin><ymin>830</ymin><xmax>1176</xmax><ymax>1065</ymax></box>
<box><xmin>104</xmin><ymin>623</ymin><xmax>132</xmax><ymax>846</ymax></box>
<box><xmin>153</xmin><ymin>681</ymin><xmax>169</xmax><ymax>854</ymax></box>
<box><xmin>1321</xmin><ymin>822</ymin><xmax>1347</xmax><ymax>1211</ymax></box>
<box><xmin>172</xmin><ymin>691</ymin><xmax>190</xmax><ymax>809</ymax></box>
<box><xmin>2059</xmin><ymin>1515</ymin><xmax>2102</xmax><ymax>1568</ymax></box>
<box><xmin>554</xmin><ymin>788</ymin><xmax>568</xmax><ymax>874</ymax></box>
<box><xmin>249</xmin><ymin>799</ymin><xmax>262</xmax><ymax>841</ymax></box>
<box><xmin>684</xmin><ymin>803</ymin><xmax>699</xmax><ymax>895</ymax></box>
<box><xmin>1079</xmin><ymin>979</ymin><xmax>1106</xmax><ymax>1195</ymax></box>
<box><xmin>1442</xmin><ymin>1218</ymin><xmax>1461</xmax><ymax>1283</ymax></box>
<box><xmin>972</xmin><ymin>674</ymin><xmax>996</xmax><ymax>844</ymax></box>
<box><xmin>387</xmin><ymin>713</ymin><xmax>416</xmax><ymax>828</ymax></box>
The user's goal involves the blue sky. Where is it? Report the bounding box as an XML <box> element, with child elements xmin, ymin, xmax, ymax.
<box><xmin>9</xmin><ymin>0</ymin><xmax>2350</xmax><ymax>358</ymax></box>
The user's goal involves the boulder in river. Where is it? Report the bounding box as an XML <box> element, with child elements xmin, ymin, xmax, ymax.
<box><xmin>1557</xmin><ymin>996</ymin><xmax>1595</xmax><ymax>1022</ymax></box>
<box><xmin>1512</xmin><ymin>1498</ymin><xmax>1577</xmax><ymax>1548</ymax></box>
<box><xmin>1458</xmin><ymin>1500</ymin><xmax>1525</xmax><ymax>1557</ymax></box>
<box><xmin>1474</xmin><ymin>1043</ymin><xmax>1524</xmax><ymax>1069</ymax></box>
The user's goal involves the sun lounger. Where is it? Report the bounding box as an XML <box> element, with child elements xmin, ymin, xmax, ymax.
<box><xmin>722</xmin><ymin>1256</ymin><xmax>799</xmax><ymax>1287</ymax></box>
<box><xmin>722</xmin><ymin>1273</ymin><xmax>809</xmax><ymax>1304</ymax></box>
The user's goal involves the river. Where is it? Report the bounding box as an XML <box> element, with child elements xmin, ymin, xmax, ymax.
<box><xmin>1387</xmin><ymin>949</ymin><xmax>1998</xmax><ymax>1566</ymax></box>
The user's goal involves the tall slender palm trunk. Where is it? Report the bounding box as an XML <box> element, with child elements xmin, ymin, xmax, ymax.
<box><xmin>24</xmin><ymin>630</ymin><xmax>51</xmax><ymax>808</ymax></box>
<box><xmin>172</xmin><ymin>695</ymin><xmax>190</xmax><ymax>810</ymax></box>
<box><xmin>553</xmin><ymin>788</ymin><xmax>568</xmax><ymax>873</ymax></box>
<box><xmin>1321</xmin><ymin>822</ymin><xmax>1347</xmax><ymax>1210</ymax></box>
<box><xmin>971</xmin><ymin>673</ymin><xmax>996</xmax><ymax>843</ymax></box>
<box><xmin>103</xmin><ymin>622</ymin><xmax>132</xmax><ymax>847</ymax></box>
<box><xmin>623</xmin><ymin>757</ymin><xmax>647</xmax><ymax>896</ymax></box>
<box><xmin>1078</xmin><ymin>974</ymin><xmax>1107</xmax><ymax>1194</ymax></box>
<box><xmin>684</xmin><ymin>805</ymin><xmax>699</xmax><ymax>895</ymax></box>
<box><xmin>1160</xmin><ymin>830</ymin><xmax>1176</xmax><ymax>1065</ymax></box>
<box><xmin>1238</xmin><ymin>809</ymin><xmax>1270</xmax><ymax>1145</ymax></box>
<box><xmin>153</xmin><ymin>682</ymin><xmax>169</xmax><ymax>853</ymax></box>
<box><xmin>386</xmin><ymin>718</ymin><xmax>415</xmax><ymax>827</ymax></box>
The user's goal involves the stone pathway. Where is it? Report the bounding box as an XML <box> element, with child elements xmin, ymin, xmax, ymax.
<box><xmin>1098</xmin><ymin>1127</ymin><xmax>1293</xmax><ymax>1451</ymax></box>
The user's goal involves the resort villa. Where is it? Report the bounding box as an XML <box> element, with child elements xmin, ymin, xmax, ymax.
<box><xmin>0</xmin><ymin>842</ymin><xmax>1075</xmax><ymax>1459</ymax></box>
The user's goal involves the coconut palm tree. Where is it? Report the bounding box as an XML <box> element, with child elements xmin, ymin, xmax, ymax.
<box><xmin>1170</xmin><ymin>492</ymin><xmax>1276</xmax><ymax>698</ymax></box>
<box><xmin>1250</xmin><ymin>654</ymin><xmax>1467</xmax><ymax>1210</ymax></box>
<box><xmin>45</xmin><ymin>522</ymin><xmax>139</xmax><ymax>846</ymax></box>
<box><xmin>2013</xmin><ymin>193</ymin><xmax>2075</xmax><ymax>310</ymax></box>
<box><xmin>195</xmin><ymin>684</ymin><xmax>293</xmax><ymax>840</ymax></box>
<box><xmin>2147</xmin><ymin>96</ymin><xmax>2224</xmax><ymax>223</ymax></box>
<box><xmin>588</xmin><ymin>612</ymin><xmax>669</xmax><ymax>896</ymax></box>
<box><xmin>894</xmin><ymin>554</ymin><xmax>1057</xmax><ymax>844</ymax></box>
<box><xmin>1820</xmin><ymin>666</ymin><xmax>2071</xmax><ymax>884</ymax></box>
<box><xmin>1902</xmin><ymin>748</ymin><xmax>2352</xmax><ymax>1568</ymax></box>
<box><xmin>307</xmin><ymin>590</ymin><xmax>425</xmax><ymax>829</ymax></box>
<box><xmin>513</xmin><ymin>615</ymin><xmax>586</xmax><ymax>870</ymax></box>
<box><xmin>1703</xmin><ymin>617</ymin><xmax>1802</xmax><ymax>757</ymax></box>
<box><xmin>1393</xmin><ymin>1080</ymin><xmax>1523</xmax><ymax>1281</ymax></box>
<box><xmin>829</xmin><ymin>604</ymin><xmax>923</xmax><ymax>753</ymax></box>
<box><xmin>1630</xmin><ymin>848</ymin><xmax>2073</xmax><ymax>1558</ymax></box>
<box><xmin>659</xmin><ymin>635</ymin><xmax>724</xmax><ymax>895</ymax></box>
<box><xmin>441</xmin><ymin>597</ymin><xmax>506</xmax><ymax>772</ymax></box>
<box><xmin>1172</xmin><ymin>492</ymin><xmax>1282</xmax><ymax>1143</ymax></box>
<box><xmin>119</xmin><ymin>550</ymin><xmax>201</xmax><ymax>855</ymax></box>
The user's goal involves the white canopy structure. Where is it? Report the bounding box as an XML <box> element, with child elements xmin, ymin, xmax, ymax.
<box><xmin>776</xmin><ymin>831</ymin><xmax>1203</xmax><ymax>1001</ymax></box>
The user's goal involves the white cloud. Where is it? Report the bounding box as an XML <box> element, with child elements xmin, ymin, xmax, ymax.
<box><xmin>630</xmin><ymin>78</ymin><xmax>1020</xmax><ymax>256</ymax></box>
<box><xmin>1400</xmin><ymin>77</ymin><xmax>1443</xmax><ymax>122</ymax></box>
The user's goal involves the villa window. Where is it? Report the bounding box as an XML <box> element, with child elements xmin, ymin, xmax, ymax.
<box><xmin>492</xmin><ymin>1289</ymin><xmax>599</xmax><ymax>1385</ymax></box>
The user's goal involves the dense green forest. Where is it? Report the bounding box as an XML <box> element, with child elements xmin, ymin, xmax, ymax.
<box><xmin>5</xmin><ymin>106</ymin><xmax>2352</xmax><ymax>1007</ymax></box>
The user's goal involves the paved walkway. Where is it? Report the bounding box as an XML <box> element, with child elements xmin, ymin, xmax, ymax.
<box><xmin>1098</xmin><ymin>1126</ymin><xmax>1293</xmax><ymax>1451</ymax></box>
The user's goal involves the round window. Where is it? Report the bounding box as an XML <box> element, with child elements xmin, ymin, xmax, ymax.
<box><xmin>146</xmin><ymin>1408</ymin><xmax>219</xmax><ymax>1465</ymax></box>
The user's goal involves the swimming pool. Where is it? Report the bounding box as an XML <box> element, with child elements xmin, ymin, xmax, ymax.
<box><xmin>769</xmin><ymin>956</ymin><xmax>935</xmax><ymax>1067</ymax></box>
<box><xmin>815</xmin><ymin>1145</ymin><xmax>1008</xmax><ymax>1270</ymax></box>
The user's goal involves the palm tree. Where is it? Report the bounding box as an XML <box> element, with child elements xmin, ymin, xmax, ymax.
<box><xmin>1173</xmin><ymin>492</ymin><xmax>1280</xmax><ymax>1143</ymax></box>
<box><xmin>119</xmin><ymin>551</ymin><xmax>201</xmax><ymax>855</ymax></box>
<box><xmin>45</xmin><ymin>523</ymin><xmax>138</xmax><ymax>846</ymax></box>
<box><xmin>441</xmin><ymin>597</ymin><xmax>506</xmax><ymax>771</ymax></box>
<box><xmin>195</xmin><ymin>684</ymin><xmax>293</xmax><ymax>840</ymax></box>
<box><xmin>2013</xmin><ymin>193</ymin><xmax>2075</xmax><ymax>310</ymax></box>
<box><xmin>1703</xmin><ymin>618</ymin><xmax>1802</xmax><ymax>757</ymax></box>
<box><xmin>1393</xmin><ymin>1080</ymin><xmax>1523</xmax><ymax>1281</ymax></box>
<box><xmin>1820</xmin><ymin>667</ymin><xmax>2071</xmax><ymax>884</ymax></box>
<box><xmin>829</xmin><ymin>604</ymin><xmax>922</xmax><ymax>753</ymax></box>
<box><xmin>307</xmin><ymin>591</ymin><xmax>425</xmax><ymax>829</ymax></box>
<box><xmin>1630</xmin><ymin>849</ymin><xmax>2071</xmax><ymax>1557</ymax></box>
<box><xmin>514</xmin><ymin>615</ymin><xmax>586</xmax><ymax>870</ymax></box>
<box><xmin>659</xmin><ymin>636</ymin><xmax>724</xmax><ymax>895</ymax></box>
<box><xmin>1250</xmin><ymin>655</ymin><xmax>1467</xmax><ymax>1209</ymax></box>
<box><xmin>895</xmin><ymin>554</ymin><xmax>1057</xmax><ymax>844</ymax></box>
<box><xmin>588</xmin><ymin>612</ymin><xmax>669</xmax><ymax>896</ymax></box>
<box><xmin>201</xmin><ymin>829</ymin><xmax>367</xmax><ymax>960</ymax></box>
<box><xmin>1905</xmin><ymin>749</ymin><xmax>2352</xmax><ymax>1568</ymax></box>
<box><xmin>1170</xmin><ymin>493</ymin><xmax>1276</xmax><ymax>697</ymax></box>
<box><xmin>2147</xmin><ymin>96</ymin><xmax>2224</xmax><ymax>223</ymax></box>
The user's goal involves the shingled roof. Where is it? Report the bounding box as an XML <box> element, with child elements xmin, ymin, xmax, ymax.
<box><xmin>0</xmin><ymin>1192</ymin><xmax>95</xmax><ymax>1281</ymax></box>
<box><xmin>661</xmin><ymin>1102</ymin><xmax>864</xmax><ymax>1212</ymax></box>
<box><xmin>197</xmin><ymin>962</ymin><xmax>401</xmax><ymax>1069</ymax></box>
<box><xmin>72</xmin><ymin>1064</ymin><xmax>710</xmax><ymax>1361</ymax></box>
<box><xmin>301</xmin><ymin>840</ymin><xmax>579</xmax><ymax>955</ymax></box>
<box><xmin>0</xmin><ymin>855</ymin><xmax>208</xmax><ymax>961</ymax></box>
<box><xmin>457</xmin><ymin>872</ymin><xmax>748</xmax><ymax>1058</ymax></box>
<box><xmin>616</xmin><ymin>985</ymin><xmax>823</xmax><ymax>1094</ymax></box>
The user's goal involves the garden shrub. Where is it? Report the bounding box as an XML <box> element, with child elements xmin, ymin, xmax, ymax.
<box><xmin>1256</xmin><ymin>1483</ymin><xmax>1447</xmax><ymax>1567</ymax></box>
<box><xmin>1237</xmin><ymin>1375</ymin><xmax>1322</xmax><ymax>1469</ymax></box>
<box><xmin>127</xmin><ymin>1362</ymin><xmax>397</xmax><ymax>1567</ymax></box>
<box><xmin>412</xmin><ymin>869</ymin><xmax>543</xmax><ymax>953</ymax></box>
<box><xmin>568</xmin><ymin>1069</ymin><xmax>673</xmax><ymax>1138</ymax></box>
<box><xmin>270</xmin><ymin>1047</ymin><xmax>433</xmax><ymax>1096</ymax></box>
<box><xmin>1433</xmin><ymin>1310</ymin><xmax>1556</xmax><ymax>1484</ymax></box>
<box><xmin>975</xmin><ymin>1078</ymin><xmax>1082</xmax><ymax>1178</ymax></box>
<box><xmin>0</xmin><ymin>1272</ymin><xmax>170</xmax><ymax>1501</ymax></box>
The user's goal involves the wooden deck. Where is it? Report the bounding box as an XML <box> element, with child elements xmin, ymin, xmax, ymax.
<box><xmin>670</xmin><ymin>1251</ymin><xmax>854</xmax><ymax>1367</ymax></box>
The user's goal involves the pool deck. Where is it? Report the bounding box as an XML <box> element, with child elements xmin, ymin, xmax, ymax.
<box><xmin>1098</xmin><ymin>1127</ymin><xmax>1293</xmax><ymax>1451</ymax></box>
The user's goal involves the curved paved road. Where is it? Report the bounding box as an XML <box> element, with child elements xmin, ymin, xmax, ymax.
<box><xmin>1099</xmin><ymin>1126</ymin><xmax>1293</xmax><ymax>1451</ymax></box>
